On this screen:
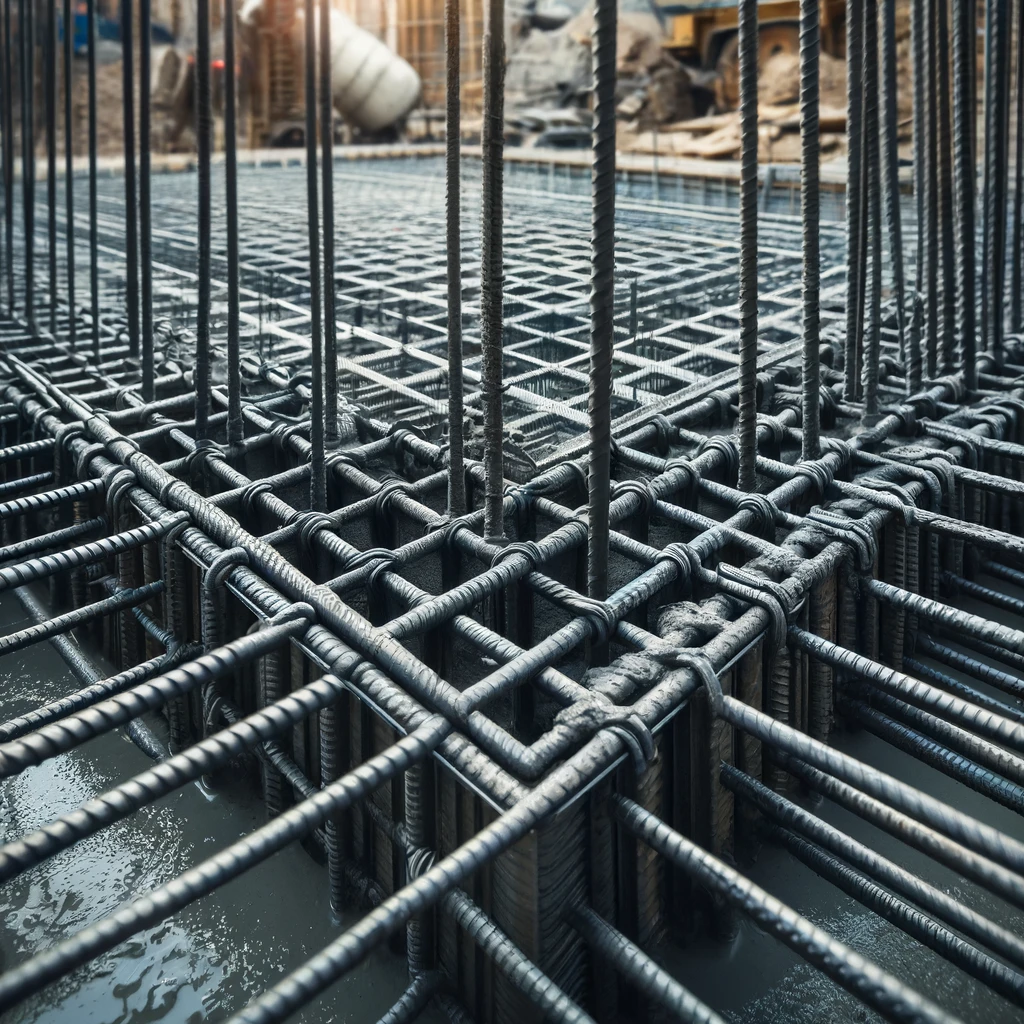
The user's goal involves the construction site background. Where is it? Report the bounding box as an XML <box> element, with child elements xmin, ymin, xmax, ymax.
<box><xmin>34</xmin><ymin>0</ymin><xmax>991</xmax><ymax>162</ymax></box>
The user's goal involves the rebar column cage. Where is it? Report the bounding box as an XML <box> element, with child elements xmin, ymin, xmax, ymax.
<box><xmin>0</xmin><ymin>0</ymin><xmax>1024</xmax><ymax>1022</ymax></box>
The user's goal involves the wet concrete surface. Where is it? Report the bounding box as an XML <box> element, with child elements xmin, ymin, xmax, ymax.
<box><xmin>0</xmin><ymin>592</ymin><xmax>429</xmax><ymax>1024</ymax></box>
<box><xmin>664</xmin><ymin>573</ymin><xmax>1024</xmax><ymax>1023</ymax></box>
<box><xmin>663</xmin><ymin>727</ymin><xmax>1024</xmax><ymax>1023</ymax></box>
<box><xmin>4</xmin><ymin>569</ymin><xmax>1024</xmax><ymax>1022</ymax></box>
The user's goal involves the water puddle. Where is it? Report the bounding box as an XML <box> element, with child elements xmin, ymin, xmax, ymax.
<box><xmin>0</xmin><ymin>592</ymin><xmax>424</xmax><ymax>1023</ymax></box>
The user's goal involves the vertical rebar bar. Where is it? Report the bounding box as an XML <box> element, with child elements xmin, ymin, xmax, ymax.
<box><xmin>139</xmin><ymin>0</ymin><xmax>153</xmax><ymax>399</ymax></box>
<box><xmin>923</xmin><ymin>0</ymin><xmax>938</xmax><ymax>378</ymax></box>
<box><xmin>45</xmin><ymin>0</ymin><xmax>56</xmax><ymax>335</ymax></box>
<box><xmin>19</xmin><ymin>0</ymin><xmax>33</xmax><ymax>327</ymax></box>
<box><xmin>121</xmin><ymin>0</ymin><xmax>139</xmax><ymax>361</ymax></box>
<box><xmin>303</xmin><ymin>0</ymin><xmax>326</xmax><ymax>511</ymax></box>
<box><xmin>480</xmin><ymin>0</ymin><xmax>505</xmax><ymax>543</ymax></box>
<box><xmin>951</xmin><ymin>0</ymin><xmax>976</xmax><ymax>388</ymax></box>
<box><xmin>878</xmin><ymin>0</ymin><xmax>905</xmax><ymax>368</ymax></box>
<box><xmin>983</xmin><ymin>0</ymin><xmax>1008</xmax><ymax>359</ymax></box>
<box><xmin>62</xmin><ymin>0</ymin><xmax>74</xmax><ymax>350</ymax></box>
<box><xmin>87</xmin><ymin>0</ymin><xmax>98</xmax><ymax>358</ymax></box>
<box><xmin>843</xmin><ymin>0</ymin><xmax>864</xmax><ymax>401</ymax></box>
<box><xmin>799</xmin><ymin>0</ymin><xmax>820</xmax><ymax>461</ymax></box>
<box><xmin>195</xmin><ymin>0</ymin><xmax>212</xmax><ymax>444</ymax></box>
<box><xmin>996</xmin><ymin>0</ymin><xmax>1011</xmax><ymax>345</ymax></box>
<box><xmin>404</xmin><ymin>761</ymin><xmax>431</xmax><ymax>978</ymax></box>
<box><xmin>737</xmin><ymin>0</ymin><xmax>758</xmax><ymax>492</ymax></box>
<box><xmin>224</xmin><ymin>0</ymin><xmax>242</xmax><ymax>446</ymax></box>
<box><xmin>935</xmin><ymin>0</ymin><xmax>955</xmax><ymax>373</ymax></box>
<box><xmin>652</xmin><ymin>125</ymin><xmax>659</xmax><ymax>202</ymax></box>
<box><xmin>312</xmin><ymin>677</ymin><xmax>345</xmax><ymax>912</ymax></box>
<box><xmin>320</xmin><ymin>0</ymin><xmax>338</xmax><ymax>450</ymax></box>
<box><xmin>909</xmin><ymin>0</ymin><xmax>925</xmax><ymax>390</ymax></box>
<box><xmin>855</xmin><ymin>140</ymin><xmax>869</xmax><ymax>384</ymax></box>
<box><xmin>1013</xmin><ymin>0</ymin><xmax>1023</xmax><ymax>332</ymax></box>
<box><xmin>587</xmin><ymin>0</ymin><xmax>617</xmax><ymax>603</ymax></box>
<box><xmin>981</xmin><ymin>0</ymin><xmax>991</xmax><ymax>351</ymax></box>
<box><xmin>968</xmin><ymin>0</ymin><xmax>977</xmax><ymax>162</ymax></box>
<box><xmin>445</xmin><ymin>0</ymin><xmax>465</xmax><ymax>519</ymax></box>
<box><xmin>862</xmin><ymin>0</ymin><xmax>881</xmax><ymax>424</ymax></box>
<box><xmin>2</xmin><ymin>0</ymin><xmax>12</xmax><ymax>312</ymax></box>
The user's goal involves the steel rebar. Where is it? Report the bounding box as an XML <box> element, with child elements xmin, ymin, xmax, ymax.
<box><xmin>736</xmin><ymin>0</ymin><xmax>758</xmax><ymax>491</ymax></box>
<box><xmin>480</xmin><ymin>0</ymin><xmax>505</xmax><ymax>542</ymax></box>
<box><xmin>587</xmin><ymin>0</ymin><xmax>618</xmax><ymax>602</ymax></box>
<box><xmin>799</xmin><ymin>0</ymin><xmax>821</xmax><ymax>460</ymax></box>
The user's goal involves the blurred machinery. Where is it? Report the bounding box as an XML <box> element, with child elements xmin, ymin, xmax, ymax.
<box><xmin>238</xmin><ymin>0</ymin><xmax>420</xmax><ymax>143</ymax></box>
<box><xmin>160</xmin><ymin>0</ymin><xmax>423</xmax><ymax>148</ymax></box>
<box><xmin>655</xmin><ymin>0</ymin><xmax>846</xmax><ymax>107</ymax></box>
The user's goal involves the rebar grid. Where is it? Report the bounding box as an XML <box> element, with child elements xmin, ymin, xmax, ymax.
<box><xmin>6</xmin><ymin>164</ymin><xmax>854</xmax><ymax>466</ymax></box>
<box><xmin>0</xmin><ymin>0</ymin><xmax>1023</xmax><ymax>1023</ymax></box>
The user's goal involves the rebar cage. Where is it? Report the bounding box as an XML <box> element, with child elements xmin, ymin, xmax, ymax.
<box><xmin>1</xmin><ymin>0</ymin><xmax>1024</xmax><ymax>1021</ymax></box>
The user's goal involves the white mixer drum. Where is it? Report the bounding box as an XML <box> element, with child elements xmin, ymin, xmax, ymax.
<box><xmin>324</xmin><ymin>9</ymin><xmax>421</xmax><ymax>132</ymax></box>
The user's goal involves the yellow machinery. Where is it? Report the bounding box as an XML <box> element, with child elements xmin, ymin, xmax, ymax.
<box><xmin>657</xmin><ymin>0</ymin><xmax>846</xmax><ymax>108</ymax></box>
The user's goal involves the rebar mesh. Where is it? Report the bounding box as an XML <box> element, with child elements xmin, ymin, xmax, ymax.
<box><xmin>0</xmin><ymin>0</ymin><xmax>1024</xmax><ymax>1022</ymax></box>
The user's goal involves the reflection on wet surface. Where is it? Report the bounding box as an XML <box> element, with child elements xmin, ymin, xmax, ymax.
<box><xmin>663</xmin><ymin>729</ymin><xmax>1024</xmax><ymax>1023</ymax></box>
<box><xmin>664</xmin><ymin>574</ymin><xmax>1024</xmax><ymax>1023</ymax></box>
<box><xmin>4</xmin><ymin>571</ymin><xmax>1024</xmax><ymax>1023</ymax></box>
<box><xmin>0</xmin><ymin>591</ymin><xmax>423</xmax><ymax>1024</ymax></box>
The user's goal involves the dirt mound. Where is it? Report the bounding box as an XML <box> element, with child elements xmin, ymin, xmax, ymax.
<box><xmin>506</xmin><ymin>11</ymin><xmax>693</xmax><ymax>129</ymax></box>
<box><xmin>758</xmin><ymin>49</ymin><xmax>848</xmax><ymax>108</ymax></box>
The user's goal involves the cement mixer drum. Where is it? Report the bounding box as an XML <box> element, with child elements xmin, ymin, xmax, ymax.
<box><xmin>239</xmin><ymin>0</ymin><xmax>422</xmax><ymax>139</ymax></box>
<box><xmin>327</xmin><ymin>10</ymin><xmax>422</xmax><ymax>132</ymax></box>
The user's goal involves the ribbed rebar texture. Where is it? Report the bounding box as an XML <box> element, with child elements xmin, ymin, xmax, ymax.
<box><xmin>614</xmin><ymin>796</ymin><xmax>956</xmax><ymax>1024</ymax></box>
<box><xmin>480</xmin><ymin>0</ymin><xmax>505</xmax><ymax>543</ymax></box>
<box><xmin>861</xmin><ymin>0</ymin><xmax>881</xmax><ymax>424</ymax></box>
<box><xmin>224</xmin><ymin>0</ymin><xmax>242</xmax><ymax>446</ymax></box>
<box><xmin>2</xmin><ymin>0</ymin><xmax>11</xmax><ymax>312</ymax></box>
<box><xmin>320</xmin><ymin>0</ymin><xmax>338</xmax><ymax>449</ymax></box>
<box><xmin>951</xmin><ymin>0</ymin><xmax>977</xmax><ymax>388</ymax></box>
<box><xmin>924</xmin><ymin>0</ymin><xmax>939</xmax><ymax>378</ymax></box>
<box><xmin>878</xmin><ymin>0</ymin><xmax>905</xmax><ymax>371</ymax></box>
<box><xmin>1012</xmin><ymin>0</ymin><xmax>1024</xmax><ymax>332</ymax></box>
<box><xmin>723</xmin><ymin>765</ymin><xmax>1024</xmax><ymax>972</ymax></box>
<box><xmin>18</xmin><ymin>0</ymin><xmax>32</xmax><ymax>325</ymax></box>
<box><xmin>139</xmin><ymin>0</ymin><xmax>152</xmax><ymax>397</ymax></box>
<box><xmin>910</xmin><ymin>0</ymin><xmax>926</xmax><ymax>388</ymax></box>
<box><xmin>587</xmin><ymin>0</ymin><xmax>618</xmax><ymax>602</ymax></box>
<box><xmin>936</xmin><ymin>0</ymin><xmax>956</xmax><ymax>374</ymax></box>
<box><xmin>736</xmin><ymin>0</ymin><xmax>758</xmax><ymax>492</ymax></box>
<box><xmin>445</xmin><ymin>0</ymin><xmax>465</xmax><ymax>518</ymax></box>
<box><xmin>87</xmin><ymin>0</ymin><xmax>99</xmax><ymax>358</ymax></box>
<box><xmin>982</xmin><ymin>0</ymin><xmax>1009</xmax><ymax>360</ymax></box>
<box><xmin>303</xmin><ymin>0</ymin><xmax>326</xmax><ymax>510</ymax></box>
<box><xmin>61</xmin><ymin>0</ymin><xmax>74</xmax><ymax>351</ymax></box>
<box><xmin>0</xmin><ymin>717</ymin><xmax>450</xmax><ymax>1012</ymax></box>
<box><xmin>195</xmin><ymin>0</ymin><xmax>212</xmax><ymax>443</ymax></box>
<box><xmin>799</xmin><ymin>0</ymin><xmax>820</xmax><ymax>460</ymax></box>
<box><xmin>44</xmin><ymin>0</ymin><xmax>55</xmax><ymax>336</ymax></box>
<box><xmin>120</xmin><ymin>0</ymin><xmax>139</xmax><ymax>360</ymax></box>
<box><xmin>573</xmin><ymin>907</ymin><xmax>726</xmax><ymax>1023</ymax></box>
